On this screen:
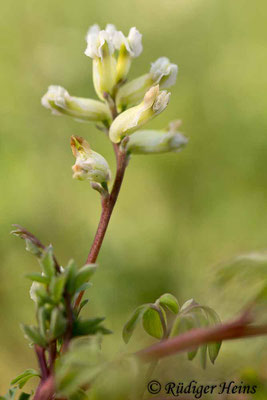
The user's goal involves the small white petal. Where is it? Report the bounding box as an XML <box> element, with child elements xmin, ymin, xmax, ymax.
<box><xmin>113</xmin><ymin>27</ymin><xmax>143</xmax><ymax>58</ymax></box>
<box><xmin>152</xmin><ymin>90</ymin><xmax>171</xmax><ymax>115</ymax></box>
<box><xmin>41</xmin><ymin>85</ymin><xmax>69</xmax><ymax>109</ymax></box>
<box><xmin>105</xmin><ymin>24</ymin><xmax>117</xmax><ymax>39</ymax></box>
<box><xmin>127</xmin><ymin>27</ymin><xmax>143</xmax><ymax>57</ymax></box>
<box><xmin>150</xmin><ymin>57</ymin><xmax>178</xmax><ymax>88</ymax></box>
<box><xmin>85</xmin><ymin>24</ymin><xmax>115</xmax><ymax>59</ymax></box>
<box><xmin>85</xmin><ymin>24</ymin><xmax>100</xmax><ymax>58</ymax></box>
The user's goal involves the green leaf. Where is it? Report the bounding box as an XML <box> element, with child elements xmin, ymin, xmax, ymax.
<box><xmin>208</xmin><ymin>341</ymin><xmax>222</xmax><ymax>364</ymax></box>
<box><xmin>78</xmin><ymin>299</ymin><xmax>89</xmax><ymax>315</ymax></box>
<box><xmin>25</xmin><ymin>273</ymin><xmax>49</xmax><ymax>284</ymax></box>
<box><xmin>18</xmin><ymin>393</ymin><xmax>31</xmax><ymax>400</ymax></box>
<box><xmin>50</xmin><ymin>275</ymin><xmax>66</xmax><ymax>303</ymax></box>
<box><xmin>72</xmin><ymin>317</ymin><xmax>106</xmax><ymax>337</ymax></box>
<box><xmin>35</xmin><ymin>287</ymin><xmax>55</xmax><ymax>306</ymax></box>
<box><xmin>37</xmin><ymin>307</ymin><xmax>48</xmax><ymax>339</ymax></box>
<box><xmin>25</xmin><ymin>239</ymin><xmax>42</xmax><ymax>257</ymax></box>
<box><xmin>200</xmin><ymin>344</ymin><xmax>208</xmax><ymax>369</ymax></box>
<box><xmin>202</xmin><ymin>307</ymin><xmax>221</xmax><ymax>364</ymax></box>
<box><xmin>170</xmin><ymin>314</ymin><xmax>199</xmax><ymax>360</ymax></box>
<box><xmin>74</xmin><ymin>264</ymin><xmax>97</xmax><ymax>292</ymax></box>
<box><xmin>202</xmin><ymin>307</ymin><xmax>220</xmax><ymax>324</ymax></box>
<box><xmin>188</xmin><ymin>348</ymin><xmax>198</xmax><ymax>361</ymax></box>
<box><xmin>184</xmin><ymin>315</ymin><xmax>200</xmax><ymax>361</ymax></box>
<box><xmin>93</xmin><ymin>326</ymin><xmax>112</xmax><ymax>335</ymax></box>
<box><xmin>158</xmin><ymin>293</ymin><xmax>179</xmax><ymax>314</ymax></box>
<box><xmin>122</xmin><ymin>305</ymin><xmax>149</xmax><ymax>344</ymax></box>
<box><xmin>142</xmin><ymin>306</ymin><xmax>164</xmax><ymax>339</ymax></box>
<box><xmin>40</xmin><ymin>246</ymin><xmax>55</xmax><ymax>278</ymax></box>
<box><xmin>75</xmin><ymin>282</ymin><xmax>92</xmax><ymax>294</ymax></box>
<box><xmin>170</xmin><ymin>315</ymin><xmax>182</xmax><ymax>337</ymax></box>
<box><xmin>11</xmin><ymin>369</ymin><xmax>40</xmax><ymax>389</ymax></box>
<box><xmin>65</xmin><ymin>260</ymin><xmax>77</xmax><ymax>295</ymax></box>
<box><xmin>49</xmin><ymin>308</ymin><xmax>67</xmax><ymax>339</ymax></box>
<box><xmin>21</xmin><ymin>325</ymin><xmax>47</xmax><ymax>348</ymax></box>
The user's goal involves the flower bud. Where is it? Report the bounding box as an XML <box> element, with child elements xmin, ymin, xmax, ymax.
<box><xmin>126</xmin><ymin>121</ymin><xmax>188</xmax><ymax>154</ymax></box>
<box><xmin>109</xmin><ymin>85</ymin><xmax>170</xmax><ymax>143</ymax></box>
<box><xmin>114</xmin><ymin>27</ymin><xmax>143</xmax><ymax>83</ymax></box>
<box><xmin>71</xmin><ymin>136</ymin><xmax>111</xmax><ymax>184</ymax></box>
<box><xmin>116</xmin><ymin>57</ymin><xmax>177</xmax><ymax>112</ymax></box>
<box><xmin>150</xmin><ymin>57</ymin><xmax>178</xmax><ymax>89</ymax></box>
<box><xmin>41</xmin><ymin>86</ymin><xmax>111</xmax><ymax>123</ymax></box>
<box><xmin>85</xmin><ymin>24</ymin><xmax>117</xmax><ymax>100</ymax></box>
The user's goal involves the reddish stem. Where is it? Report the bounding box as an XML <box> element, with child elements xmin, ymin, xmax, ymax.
<box><xmin>75</xmin><ymin>145</ymin><xmax>128</xmax><ymax>308</ymax></box>
<box><xmin>35</xmin><ymin>345</ymin><xmax>49</xmax><ymax>381</ymax></box>
<box><xmin>136</xmin><ymin>318</ymin><xmax>267</xmax><ymax>362</ymax></box>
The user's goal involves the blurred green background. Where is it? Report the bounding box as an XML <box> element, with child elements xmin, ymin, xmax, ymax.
<box><xmin>1</xmin><ymin>0</ymin><xmax>267</xmax><ymax>393</ymax></box>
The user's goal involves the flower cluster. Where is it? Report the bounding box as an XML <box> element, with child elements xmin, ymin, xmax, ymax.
<box><xmin>41</xmin><ymin>24</ymin><xmax>187</xmax><ymax>188</ymax></box>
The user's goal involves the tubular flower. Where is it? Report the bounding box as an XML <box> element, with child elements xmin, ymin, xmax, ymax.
<box><xmin>126</xmin><ymin>120</ymin><xmax>188</xmax><ymax>154</ymax></box>
<box><xmin>116</xmin><ymin>57</ymin><xmax>177</xmax><ymax>111</ymax></box>
<box><xmin>41</xmin><ymin>86</ymin><xmax>111</xmax><ymax>123</ymax></box>
<box><xmin>71</xmin><ymin>136</ymin><xmax>111</xmax><ymax>184</ymax></box>
<box><xmin>109</xmin><ymin>85</ymin><xmax>170</xmax><ymax>143</ymax></box>
<box><xmin>114</xmin><ymin>27</ymin><xmax>143</xmax><ymax>83</ymax></box>
<box><xmin>85</xmin><ymin>24</ymin><xmax>117</xmax><ymax>100</ymax></box>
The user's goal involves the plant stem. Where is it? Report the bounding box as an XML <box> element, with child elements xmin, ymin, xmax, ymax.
<box><xmin>35</xmin><ymin>345</ymin><xmax>49</xmax><ymax>381</ymax></box>
<box><xmin>75</xmin><ymin>144</ymin><xmax>128</xmax><ymax>308</ymax></box>
<box><xmin>136</xmin><ymin>317</ymin><xmax>267</xmax><ymax>362</ymax></box>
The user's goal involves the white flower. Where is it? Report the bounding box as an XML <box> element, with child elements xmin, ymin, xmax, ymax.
<box><xmin>41</xmin><ymin>85</ymin><xmax>111</xmax><ymax>122</ymax></box>
<box><xmin>109</xmin><ymin>85</ymin><xmax>170</xmax><ymax>143</ymax></box>
<box><xmin>150</xmin><ymin>57</ymin><xmax>178</xmax><ymax>88</ymax></box>
<box><xmin>71</xmin><ymin>136</ymin><xmax>111</xmax><ymax>184</ymax></box>
<box><xmin>41</xmin><ymin>85</ymin><xmax>68</xmax><ymax>115</ymax></box>
<box><xmin>85</xmin><ymin>24</ymin><xmax>116</xmax><ymax>59</ymax></box>
<box><xmin>116</xmin><ymin>56</ymin><xmax>177</xmax><ymax>111</ymax></box>
<box><xmin>126</xmin><ymin>121</ymin><xmax>188</xmax><ymax>154</ymax></box>
<box><xmin>114</xmin><ymin>27</ymin><xmax>143</xmax><ymax>58</ymax></box>
<box><xmin>85</xmin><ymin>24</ymin><xmax>118</xmax><ymax>99</ymax></box>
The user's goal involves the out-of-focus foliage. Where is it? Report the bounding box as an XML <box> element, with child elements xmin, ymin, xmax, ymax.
<box><xmin>1</xmin><ymin>0</ymin><xmax>267</xmax><ymax>392</ymax></box>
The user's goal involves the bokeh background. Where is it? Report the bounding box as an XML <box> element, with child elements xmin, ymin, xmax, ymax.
<box><xmin>1</xmin><ymin>0</ymin><xmax>267</xmax><ymax>394</ymax></box>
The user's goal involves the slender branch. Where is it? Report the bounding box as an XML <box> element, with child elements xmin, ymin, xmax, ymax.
<box><xmin>136</xmin><ymin>318</ymin><xmax>267</xmax><ymax>362</ymax></box>
<box><xmin>12</xmin><ymin>225</ymin><xmax>61</xmax><ymax>273</ymax></box>
<box><xmin>33</xmin><ymin>376</ymin><xmax>55</xmax><ymax>400</ymax></box>
<box><xmin>35</xmin><ymin>345</ymin><xmax>49</xmax><ymax>381</ymax></box>
<box><xmin>12</xmin><ymin>225</ymin><xmax>46</xmax><ymax>250</ymax></box>
<box><xmin>75</xmin><ymin>146</ymin><xmax>128</xmax><ymax>308</ymax></box>
<box><xmin>48</xmin><ymin>341</ymin><xmax>57</xmax><ymax>373</ymax></box>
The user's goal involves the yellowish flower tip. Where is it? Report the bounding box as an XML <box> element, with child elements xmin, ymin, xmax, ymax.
<box><xmin>71</xmin><ymin>136</ymin><xmax>111</xmax><ymax>184</ymax></box>
<box><xmin>70</xmin><ymin>135</ymin><xmax>90</xmax><ymax>158</ymax></box>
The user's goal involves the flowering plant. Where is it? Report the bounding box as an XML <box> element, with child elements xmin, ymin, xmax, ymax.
<box><xmin>2</xmin><ymin>24</ymin><xmax>267</xmax><ymax>400</ymax></box>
